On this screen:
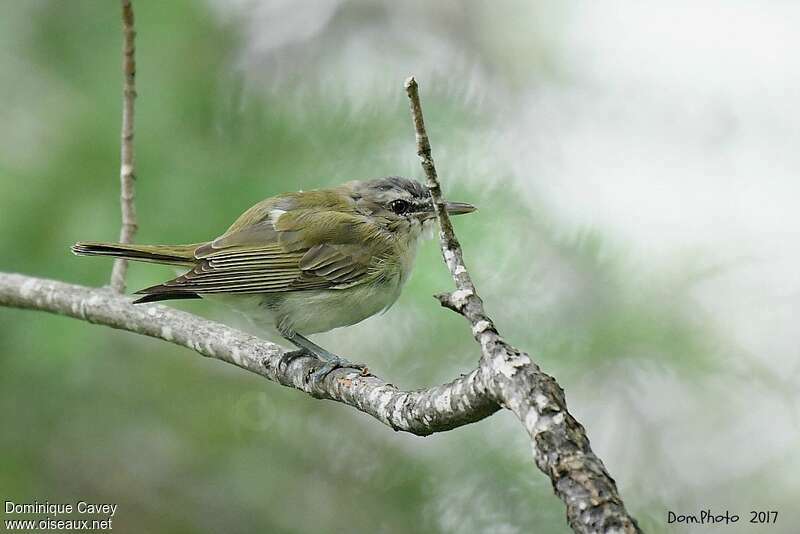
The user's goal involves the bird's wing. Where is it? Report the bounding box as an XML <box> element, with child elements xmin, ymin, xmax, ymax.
<box><xmin>137</xmin><ymin>205</ymin><xmax>386</xmax><ymax>296</ymax></box>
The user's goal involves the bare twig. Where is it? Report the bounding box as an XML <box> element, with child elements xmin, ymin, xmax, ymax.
<box><xmin>0</xmin><ymin>272</ymin><xmax>498</xmax><ymax>435</ymax></box>
<box><xmin>110</xmin><ymin>0</ymin><xmax>138</xmax><ymax>293</ymax></box>
<box><xmin>405</xmin><ymin>76</ymin><xmax>640</xmax><ymax>534</ymax></box>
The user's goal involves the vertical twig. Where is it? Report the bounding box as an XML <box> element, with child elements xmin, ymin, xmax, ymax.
<box><xmin>404</xmin><ymin>76</ymin><xmax>640</xmax><ymax>534</ymax></box>
<box><xmin>110</xmin><ymin>0</ymin><xmax>138</xmax><ymax>293</ymax></box>
<box><xmin>404</xmin><ymin>76</ymin><xmax>490</xmax><ymax>334</ymax></box>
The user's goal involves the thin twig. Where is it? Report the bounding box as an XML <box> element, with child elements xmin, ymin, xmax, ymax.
<box><xmin>404</xmin><ymin>76</ymin><xmax>641</xmax><ymax>534</ymax></box>
<box><xmin>110</xmin><ymin>0</ymin><xmax>138</xmax><ymax>293</ymax></box>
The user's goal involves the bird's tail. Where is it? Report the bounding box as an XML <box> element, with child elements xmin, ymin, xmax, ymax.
<box><xmin>71</xmin><ymin>241</ymin><xmax>200</xmax><ymax>267</ymax></box>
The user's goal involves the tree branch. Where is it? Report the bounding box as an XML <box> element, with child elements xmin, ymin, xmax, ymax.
<box><xmin>0</xmin><ymin>272</ymin><xmax>498</xmax><ymax>436</ymax></box>
<box><xmin>110</xmin><ymin>0</ymin><xmax>138</xmax><ymax>293</ymax></box>
<box><xmin>405</xmin><ymin>76</ymin><xmax>640</xmax><ymax>534</ymax></box>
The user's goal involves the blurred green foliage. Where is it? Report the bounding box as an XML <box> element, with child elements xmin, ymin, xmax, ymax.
<box><xmin>0</xmin><ymin>2</ymin><xmax>740</xmax><ymax>533</ymax></box>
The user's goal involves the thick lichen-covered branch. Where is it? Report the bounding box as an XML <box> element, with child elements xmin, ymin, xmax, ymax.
<box><xmin>110</xmin><ymin>0</ymin><xmax>139</xmax><ymax>293</ymax></box>
<box><xmin>405</xmin><ymin>76</ymin><xmax>640</xmax><ymax>534</ymax></box>
<box><xmin>0</xmin><ymin>272</ymin><xmax>498</xmax><ymax>436</ymax></box>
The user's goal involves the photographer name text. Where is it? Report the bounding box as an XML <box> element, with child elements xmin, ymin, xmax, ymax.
<box><xmin>4</xmin><ymin>500</ymin><xmax>116</xmax><ymax>531</ymax></box>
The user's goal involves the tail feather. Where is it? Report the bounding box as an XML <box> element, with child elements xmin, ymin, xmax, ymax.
<box><xmin>133</xmin><ymin>291</ymin><xmax>202</xmax><ymax>304</ymax></box>
<box><xmin>73</xmin><ymin>241</ymin><xmax>204</xmax><ymax>303</ymax></box>
<box><xmin>71</xmin><ymin>241</ymin><xmax>200</xmax><ymax>267</ymax></box>
<box><xmin>133</xmin><ymin>279</ymin><xmax>203</xmax><ymax>304</ymax></box>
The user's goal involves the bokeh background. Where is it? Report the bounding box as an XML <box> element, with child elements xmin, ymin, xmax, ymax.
<box><xmin>1</xmin><ymin>1</ymin><xmax>799</xmax><ymax>533</ymax></box>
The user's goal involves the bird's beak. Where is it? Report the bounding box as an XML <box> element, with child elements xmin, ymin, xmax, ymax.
<box><xmin>444</xmin><ymin>201</ymin><xmax>477</xmax><ymax>215</ymax></box>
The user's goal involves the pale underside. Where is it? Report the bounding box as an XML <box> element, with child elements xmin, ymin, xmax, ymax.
<box><xmin>208</xmin><ymin>281</ymin><xmax>403</xmax><ymax>338</ymax></box>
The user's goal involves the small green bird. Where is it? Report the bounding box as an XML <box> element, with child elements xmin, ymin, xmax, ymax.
<box><xmin>73</xmin><ymin>176</ymin><xmax>475</xmax><ymax>381</ymax></box>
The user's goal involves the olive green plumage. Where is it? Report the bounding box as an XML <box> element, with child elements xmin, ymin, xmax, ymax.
<box><xmin>72</xmin><ymin>177</ymin><xmax>475</xmax><ymax>337</ymax></box>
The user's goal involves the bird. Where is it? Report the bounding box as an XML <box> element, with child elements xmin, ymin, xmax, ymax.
<box><xmin>72</xmin><ymin>176</ymin><xmax>476</xmax><ymax>382</ymax></box>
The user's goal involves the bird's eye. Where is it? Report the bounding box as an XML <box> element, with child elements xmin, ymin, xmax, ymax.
<box><xmin>389</xmin><ymin>199</ymin><xmax>410</xmax><ymax>214</ymax></box>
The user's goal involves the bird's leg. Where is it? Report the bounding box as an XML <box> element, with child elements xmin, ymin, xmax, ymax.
<box><xmin>282</xmin><ymin>332</ymin><xmax>368</xmax><ymax>384</ymax></box>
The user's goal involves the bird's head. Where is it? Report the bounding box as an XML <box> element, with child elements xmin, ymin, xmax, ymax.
<box><xmin>345</xmin><ymin>176</ymin><xmax>475</xmax><ymax>238</ymax></box>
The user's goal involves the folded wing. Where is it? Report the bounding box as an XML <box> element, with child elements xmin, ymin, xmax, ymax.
<box><xmin>134</xmin><ymin>202</ymin><xmax>385</xmax><ymax>302</ymax></box>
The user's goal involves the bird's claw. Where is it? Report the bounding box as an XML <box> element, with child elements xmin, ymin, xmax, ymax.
<box><xmin>309</xmin><ymin>356</ymin><xmax>368</xmax><ymax>386</ymax></box>
<box><xmin>278</xmin><ymin>348</ymin><xmax>313</xmax><ymax>372</ymax></box>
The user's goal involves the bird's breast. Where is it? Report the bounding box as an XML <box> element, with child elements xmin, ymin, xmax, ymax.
<box><xmin>264</xmin><ymin>279</ymin><xmax>404</xmax><ymax>335</ymax></box>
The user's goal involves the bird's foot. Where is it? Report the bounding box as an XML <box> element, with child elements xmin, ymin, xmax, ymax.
<box><xmin>309</xmin><ymin>356</ymin><xmax>368</xmax><ymax>386</ymax></box>
<box><xmin>278</xmin><ymin>348</ymin><xmax>313</xmax><ymax>371</ymax></box>
<box><xmin>279</xmin><ymin>332</ymin><xmax>368</xmax><ymax>386</ymax></box>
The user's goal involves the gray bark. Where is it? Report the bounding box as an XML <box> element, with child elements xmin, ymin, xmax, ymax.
<box><xmin>405</xmin><ymin>77</ymin><xmax>640</xmax><ymax>533</ymax></box>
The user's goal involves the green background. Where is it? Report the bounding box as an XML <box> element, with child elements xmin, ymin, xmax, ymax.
<box><xmin>1</xmin><ymin>2</ymin><xmax>798</xmax><ymax>533</ymax></box>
